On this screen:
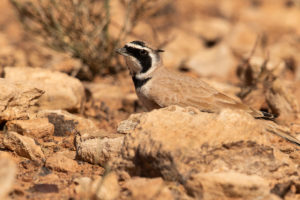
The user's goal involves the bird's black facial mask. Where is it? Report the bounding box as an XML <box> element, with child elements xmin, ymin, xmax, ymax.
<box><xmin>124</xmin><ymin>45</ymin><xmax>152</xmax><ymax>73</ymax></box>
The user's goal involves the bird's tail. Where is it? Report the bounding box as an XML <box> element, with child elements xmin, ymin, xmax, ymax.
<box><xmin>259</xmin><ymin>111</ymin><xmax>277</xmax><ymax>120</ymax></box>
<box><xmin>250</xmin><ymin>108</ymin><xmax>277</xmax><ymax>120</ymax></box>
<box><xmin>264</xmin><ymin>121</ymin><xmax>300</xmax><ymax>146</ymax></box>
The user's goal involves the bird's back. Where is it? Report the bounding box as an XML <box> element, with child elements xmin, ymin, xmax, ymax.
<box><xmin>147</xmin><ymin>67</ymin><xmax>268</xmax><ymax>118</ymax></box>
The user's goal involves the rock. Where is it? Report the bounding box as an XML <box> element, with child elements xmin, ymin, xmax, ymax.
<box><xmin>46</xmin><ymin>153</ymin><xmax>78</xmax><ymax>173</ymax></box>
<box><xmin>226</xmin><ymin>23</ymin><xmax>259</xmax><ymax>56</ymax></box>
<box><xmin>75</xmin><ymin>129</ymin><xmax>124</xmax><ymax>165</ymax></box>
<box><xmin>74</xmin><ymin>177</ymin><xmax>92</xmax><ymax>199</ymax></box>
<box><xmin>112</xmin><ymin>106</ymin><xmax>298</xmax><ymax>197</ymax></box>
<box><xmin>31</xmin><ymin>110</ymin><xmax>99</xmax><ymax>136</ymax></box>
<box><xmin>0</xmin><ymin>133</ymin><xmax>5</xmax><ymax>149</ymax></box>
<box><xmin>3</xmin><ymin>131</ymin><xmax>45</xmax><ymax>163</ymax></box>
<box><xmin>94</xmin><ymin>172</ymin><xmax>120</xmax><ymax>200</ymax></box>
<box><xmin>31</xmin><ymin>184</ymin><xmax>59</xmax><ymax>193</ymax></box>
<box><xmin>270</xmin><ymin>181</ymin><xmax>293</xmax><ymax>199</ymax></box>
<box><xmin>163</xmin><ymin>28</ymin><xmax>204</xmax><ymax>69</ymax></box>
<box><xmin>239</xmin><ymin>1</ymin><xmax>300</xmax><ymax>36</ymax></box>
<box><xmin>84</xmin><ymin>81</ymin><xmax>139</xmax><ymax>117</ymax></box>
<box><xmin>75</xmin><ymin>172</ymin><xmax>120</xmax><ymax>200</ymax></box>
<box><xmin>185</xmin><ymin>172</ymin><xmax>278</xmax><ymax>200</ymax></box>
<box><xmin>45</xmin><ymin>53</ymin><xmax>83</xmax><ymax>74</ymax></box>
<box><xmin>84</xmin><ymin>82</ymin><xmax>130</xmax><ymax>111</ymax></box>
<box><xmin>267</xmin><ymin>39</ymin><xmax>300</xmax><ymax>78</ymax></box>
<box><xmin>0</xmin><ymin>152</ymin><xmax>16</xmax><ymax>200</ymax></box>
<box><xmin>117</xmin><ymin>114</ymin><xmax>140</xmax><ymax>134</ymax></box>
<box><xmin>4</xmin><ymin>67</ymin><xmax>85</xmax><ymax>111</ymax></box>
<box><xmin>122</xmin><ymin>177</ymin><xmax>174</xmax><ymax>200</ymax></box>
<box><xmin>0</xmin><ymin>78</ymin><xmax>44</xmax><ymax>122</ymax></box>
<box><xmin>6</xmin><ymin>118</ymin><xmax>54</xmax><ymax>139</ymax></box>
<box><xmin>187</xmin><ymin>44</ymin><xmax>236</xmax><ymax>78</ymax></box>
<box><xmin>188</xmin><ymin>17</ymin><xmax>231</xmax><ymax>45</ymax></box>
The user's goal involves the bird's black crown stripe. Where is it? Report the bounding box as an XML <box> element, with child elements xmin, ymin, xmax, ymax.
<box><xmin>131</xmin><ymin>41</ymin><xmax>146</xmax><ymax>47</ymax></box>
<box><xmin>132</xmin><ymin>76</ymin><xmax>151</xmax><ymax>88</ymax></box>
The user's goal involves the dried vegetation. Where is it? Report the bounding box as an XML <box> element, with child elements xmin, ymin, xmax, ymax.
<box><xmin>10</xmin><ymin>0</ymin><xmax>172</xmax><ymax>79</ymax></box>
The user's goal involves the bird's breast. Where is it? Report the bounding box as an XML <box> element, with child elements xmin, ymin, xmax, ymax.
<box><xmin>135</xmin><ymin>80</ymin><xmax>160</xmax><ymax>111</ymax></box>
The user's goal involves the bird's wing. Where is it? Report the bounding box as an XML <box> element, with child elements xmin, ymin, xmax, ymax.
<box><xmin>148</xmin><ymin>69</ymin><xmax>263</xmax><ymax>117</ymax></box>
<box><xmin>264</xmin><ymin>121</ymin><xmax>300</xmax><ymax>146</ymax></box>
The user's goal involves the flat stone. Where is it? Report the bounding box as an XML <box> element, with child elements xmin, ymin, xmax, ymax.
<box><xmin>45</xmin><ymin>153</ymin><xmax>78</xmax><ymax>173</ymax></box>
<box><xmin>3</xmin><ymin>131</ymin><xmax>45</xmax><ymax>163</ymax></box>
<box><xmin>32</xmin><ymin>110</ymin><xmax>99</xmax><ymax>136</ymax></box>
<box><xmin>6</xmin><ymin>118</ymin><xmax>54</xmax><ymax>138</ymax></box>
<box><xmin>4</xmin><ymin>67</ymin><xmax>85</xmax><ymax>111</ymax></box>
<box><xmin>0</xmin><ymin>78</ymin><xmax>44</xmax><ymax>122</ymax></box>
<box><xmin>75</xmin><ymin>129</ymin><xmax>124</xmax><ymax>165</ymax></box>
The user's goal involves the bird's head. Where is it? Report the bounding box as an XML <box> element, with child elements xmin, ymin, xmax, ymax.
<box><xmin>116</xmin><ymin>41</ymin><xmax>164</xmax><ymax>78</ymax></box>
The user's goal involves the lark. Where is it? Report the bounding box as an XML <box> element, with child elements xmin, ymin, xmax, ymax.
<box><xmin>116</xmin><ymin>40</ymin><xmax>300</xmax><ymax>145</ymax></box>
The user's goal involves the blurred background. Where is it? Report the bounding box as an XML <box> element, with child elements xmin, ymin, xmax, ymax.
<box><xmin>1</xmin><ymin>0</ymin><xmax>300</xmax><ymax>199</ymax></box>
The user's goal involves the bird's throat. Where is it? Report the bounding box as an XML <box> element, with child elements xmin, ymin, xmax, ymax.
<box><xmin>132</xmin><ymin>76</ymin><xmax>151</xmax><ymax>89</ymax></box>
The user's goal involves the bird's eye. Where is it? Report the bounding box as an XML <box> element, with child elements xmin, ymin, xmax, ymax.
<box><xmin>140</xmin><ymin>50</ymin><xmax>147</xmax><ymax>55</ymax></box>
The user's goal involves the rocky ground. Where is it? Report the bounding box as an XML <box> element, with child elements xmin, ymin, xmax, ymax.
<box><xmin>1</xmin><ymin>0</ymin><xmax>300</xmax><ymax>199</ymax></box>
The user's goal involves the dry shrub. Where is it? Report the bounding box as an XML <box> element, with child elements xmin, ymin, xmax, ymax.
<box><xmin>10</xmin><ymin>0</ymin><xmax>171</xmax><ymax>79</ymax></box>
<box><xmin>236</xmin><ymin>46</ymin><xmax>300</xmax><ymax>124</ymax></box>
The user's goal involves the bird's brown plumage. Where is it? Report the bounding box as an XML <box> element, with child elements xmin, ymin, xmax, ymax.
<box><xmin>145</xmin><ymin>67</ymin><xmax>264</xmax><ymax>118</ymax></box>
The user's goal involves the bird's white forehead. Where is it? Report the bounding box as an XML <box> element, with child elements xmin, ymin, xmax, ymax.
<box><xmin>125</xmin><ymin>43</ymin><xmax>151</xmax><ymax>51</ymax></box>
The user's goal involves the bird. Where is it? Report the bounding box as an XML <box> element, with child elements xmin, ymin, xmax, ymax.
<box><xmin>116</xmin><ymin>40</ymin><xmax>300</xmax><ymax>145</ymax></box>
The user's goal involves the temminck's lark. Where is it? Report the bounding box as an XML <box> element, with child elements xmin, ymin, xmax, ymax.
<box><xmin>116</xmin><ymin>40</ymin><xmax>300</xmax><ymax>145</ymax></box>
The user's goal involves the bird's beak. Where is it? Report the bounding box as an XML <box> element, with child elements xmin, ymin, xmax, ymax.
<box><xmin>115</xmin><ymin>47</ymin><xmax>127</xmax><ymax>56</ymax></box>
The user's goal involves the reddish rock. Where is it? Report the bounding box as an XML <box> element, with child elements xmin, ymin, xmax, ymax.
<box><xmin>0</xmin><ymin>78</ymin><xmax>44</xmax><ymax>122</ymax></box>
<box><xmin>75</xmin><ymin>129</ymin><xmax>124</xmax><ymax>165</ymax></box>
<box><xmin>187</xmin><ymin>44</ymin><xmax>236</xmax><ymax>78</ymax></box>
<box><xmin>4</xmin><ymin>67</ymin><xmax>85</xmax><ymax>111</ymax></box>
<box><xmin>46</xmin><ymin>153</ymin><xmax>78</xmax><ymax>173</ymax></box>
<box><xmin>6</xmin><ymin>118</ymin><xmax>54</xmax><ymax>138</ymax></box>
<box><xmin>32</xmin><ymin>110</ymin><xmax>99</xmax><ymax>136</ymax></box>
<box><xmin>3</xmin><ymin>131</ymin><xmax>45</xmax><ymax>163</ymax></box>
<box><xmin>112</xmin><ymin>106</ymin><xmax>299</xmax><ymax>198</ymax></box>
